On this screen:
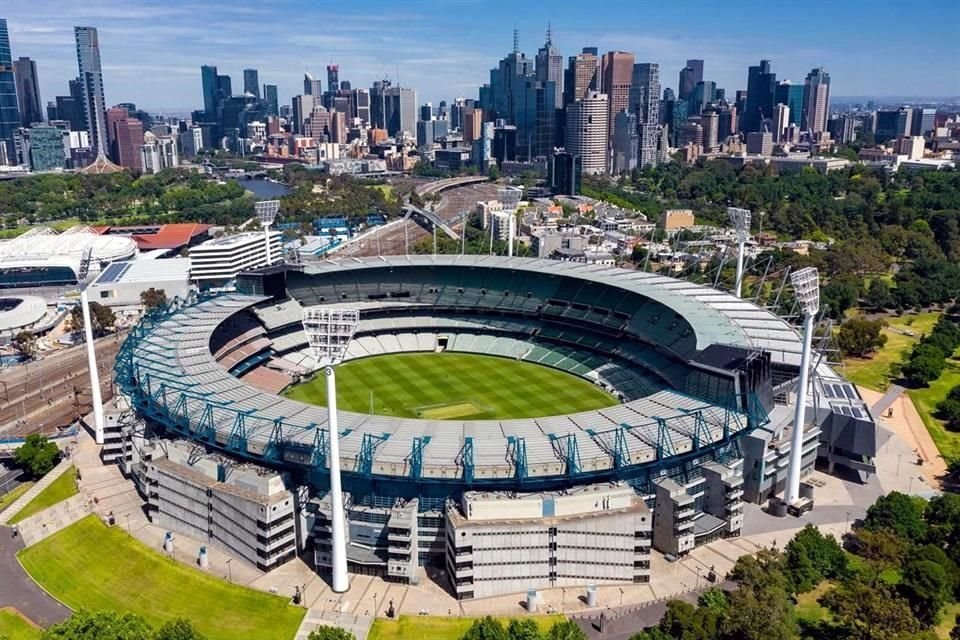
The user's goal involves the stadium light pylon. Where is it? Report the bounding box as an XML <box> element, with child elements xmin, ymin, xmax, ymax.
<box><xmin>785</xmin><ymin>266</ymin><xmax>819</xmax><ymax>505</ymax></box>
<box><xmin>302</xmin><ymin>307</ymin><xmax>360</xmax><ymax>593</ymax></box>
<box><xmin>255</xmin><ymin>200</ymin><xmax>281</xmax><ymax>266</ymax></box>
<box><xmin>727</xmin><ymin>207</ymin><xmax>752</xmax><ymax>298</ymax></box>
<box><xmin>499</xmin><ymin>187</ymin><xmax>522</xmax><ymax>258</ymax></box>
<box><xmin>77</xmin><ymin>245</ymin><xmax>106</xmax><ymax>445</ymax></box>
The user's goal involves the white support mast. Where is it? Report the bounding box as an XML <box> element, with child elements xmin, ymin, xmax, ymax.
<box><xmin>255</xmin><ymin>200</ymin><xmax>281</xmax><ymax>266</ymax></box>
<box><xmin>77</xmin><ymin>246</ymin><xmax>105</xmax><ymax>445</ymax></box>
<box><xmin>727</xmin><ymin>207</ymin><xmax>752</xmax><ymax>298</ymax></box>
<box><xmin>785</xmin><ymin>267</ymin><xmax>820</xmax><ymax>505</ymax></box>
<box><xmin>499</xmin><ymin>186</ymin><xmax>522</xmax><ymax>258</ymax></box>
<box><xmin>302</xmin><ymin>307</ymin><xmax>360</xmax><ymax>593</ymax></box>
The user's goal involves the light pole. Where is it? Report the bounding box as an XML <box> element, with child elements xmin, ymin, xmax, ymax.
<box><xmin>727</xmin><ymin>207</ymin><xmax>752</xmax><ymax>299</ymax></box>
<box><xmin>785</xmin><ymin>267</ymin><xmax>820</xmax><ymax>505</ymax></box>
<box><xmin>302</xmin><ymin>307</ymin><xmax>360</xmax><ymax>594</ymax></box>
<box><xmin>225</xmin><ymin>558</ymin><xmax>232</xmax><ymax>582</ymax></box>
<box><xmin>373</xmin><ymin>592</ymin><xmax>378</xmax><ymax>618</ymax></box>
<box><xmin>499</xmin><ymin>187</ymin><xmax>521</xmax><ymax>258</ymax></box>
<box><xmin>255</xmin><ymin>200</ymin><xmax>281</xmax><ymax>266</ymax></box>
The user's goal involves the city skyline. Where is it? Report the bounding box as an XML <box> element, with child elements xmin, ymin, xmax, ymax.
<box><xmin>3</xmin><ymin>0</ymin><xmax>958</xmax><ymax>115</ymax></box>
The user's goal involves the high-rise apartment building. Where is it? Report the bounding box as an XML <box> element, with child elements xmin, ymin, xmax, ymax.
<box><xmin>303</xmin><ymin>73</ymin><xmax>321</xmax><ymax>97</ymax></box>
<box><xmin>600</xmin><ymin>51</ymin><xmax>634</xmax><ymax>142</ymax></box>
<box><xmin>75</xmin><ymin>26</ymin><xmax>109</xmax><ymax>154</ymax></box>
<box><xmin>743</xmin><ymin>60</ymin><xmax>775</xmax><ymax>134</ymax></box>
<box><xmin>701</xmin><ymin>108</ymin><xmax>719</xmax><ymax>151</ymax></box>
<box><xmin>678</xmin><ymin>59</ymin><xmax>703</xmax><ymax>101</ymax></box>
<box><xmin>774</xmin><ymin>81</ymin><xmax>803</xmax><ymax>127</ymax></box>
<box><xmin>13</xmin><ymin>57</ymin><xmax>42</xmax><ymax>126</ymax></box>
<box><xmin>801</xmin><ymin>67</ymin><xmax>830</xmax><ymax>134</ymax></box>
<box><xmin>612</xmin><ymin>110</ymin><xmax>637</xmax><ymax>174</ymax></box>
<box><xmin>0</xmin><ymin>19</ymin><xmax>22</xmax><ymax>164</ymax></box>
<box><xmin>629</xmin><ymin>63</ymin><xmax>660</xmax><ymax>168</ymax></box>
<box><xmin>326</xmin><ymin>65</ymin><xmax>339</xmax><ymax>93</ymax></box>
<box><xmin>21</xmin><ymin>125</ymin><xmax>66</xmax><ymax>171</ymax></box>
<box><xmin>772</xmin><ymin>104</ymin><xmax>790</xmax><ymax>143</ymax></box>
<box><xmin>563</xmin><ymin>49</ymin><xmax>598</xmax><ymax>105</ymax></box>
<box><xmin>291</xmin><ymin>94</ymin><xmax>314</xmax><ymax>135</ymax></box>
<box><xmin>565</xmin><ymin>90</ymin><xmax>608</xmax><ymax>175</ymax></box>
<box><xmin>243</xmin><ymin>69</ymin><xmax>260</xmax><ymax>99</ymax></box>
<box><xmin>109</xmin><ymin>112</ymin><xmax>144</xmax><ymax>170</ymax></box>
<box><xmin>263</xmin><ymin>84</ymin><xmax>279</xmax><ymax>117</ymax></box>
<box><xmin>535</xmin><ymin>26</ymin><xmax>563</xmax><ymax>108</ymax></box>
<box><xmin>201</xmin><ymin>65</ymin><xmax>218</xmax><ymax>118</ymax></box>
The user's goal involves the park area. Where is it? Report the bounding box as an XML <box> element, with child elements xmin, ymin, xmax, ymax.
<box><xmin>7</xmin><ymin>467</ymin><xmax>78</xmax><ymax>525</ymax></box>
<box><xmin>283</xmin><ymin>352</ymin><xmax>618</xmax><ymax>420</ymax></box>
<box><xmin>0</xmin><ymin>608</ymin><xmax>41</xmax><ymax>640</ymax></box>
<box><xmin>17</xmin><ymin>515</ymin><xmax>304</xmax><ymax>640</ymax></box>
<box><xmin>369</xmin><ymin>615</ymin><xmax>563</xmax><ymax>640</ymax></box>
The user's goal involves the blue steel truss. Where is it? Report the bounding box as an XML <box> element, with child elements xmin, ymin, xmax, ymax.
<box><xmin>549</xmin><ymin>433</ymin><xmax>581</xmax><ymax>477</ymax></box>
<box><xmin>457</xmin><ymin>437</ymin><xmax>475</xmax><ymax>485</ymax></box>
<box><xmin>358</xmin><ymin>432</ymin><xmax>390</xmax><ymax>476</ymax></box>
<box><xmin>407</xmin><ymin>436</ymin><xmax>432</xmax><ymax>479</ymax></box>
<box><xmin>507</xmin><ymin>436</ymin><xmax>527</xmax><ymax>480</ymax></box>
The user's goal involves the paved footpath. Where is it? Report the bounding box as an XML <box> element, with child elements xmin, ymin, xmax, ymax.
<box><xmin>0</xmin><ymin>458</ymin><xmax>74</xmax><ymax>525</ymax></box>
<box><xmin>0</xmin><ymin>528</ymin><xmax>70</xmax><ymax>628</ymax></box>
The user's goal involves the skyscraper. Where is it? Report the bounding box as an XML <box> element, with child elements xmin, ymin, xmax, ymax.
<box><xmin>600</xmin><ymin>51</ymin><xmax>634</xmax><ymax>143</ymax></box>
<box><xmin>201</xmin><ymin>65</ymin><xmax>218</xmax><ymax>118</ymax></box>
<box><xmin>612</xmin><ymin>110</ymin><xmax>638</xmax><ymax>174</ymax></box>
<box><xmin>216</xmin><ymin>74</ymin><xmax>232</xmax><ymax>101</ymax></box>
<box><xmin>291</xmin><ymin>94</ymin><xmax>314</xmax><ymax>135</ymax></box>
<box><xmin>264</xmin><ymin>84</ymin><xmax>279</xmax><ymax>117</ymax></box>
<box><xmin>563</xmin><ymin>49</ymin><xmax>598</xmax><ymax>105</ymax></box>
<box><xmin>774</xmin><ymin>81</ymin><xmax>803</xmax><ymax>126</ymax></box>
<box><xmin>243</xmin><ymin>69</ymin><xmax>260</xmax><ymax>99</ymax></box>
<box><xmin>75</xmin><ymin>26</ymin><xmax>109</xmax><ymax>155</ymax></box>
<box><xmin>353</xmin><ymin>88</ymin><xmax>370</xmax><ymax>126</ymax></box>
<box><xmin>13</xmin><ymin>57</ymin><xmax>42</xmax><ymax>126</ymax></box>
<box><xmin>385</xmin><ymin>86</ymin><xmax>417</xmax><ymax>138</ymax></box>
<box><xmin>801</xmin><ymin>67</ymin><xmax>830</xmax><ymax>134</ymax></box>
<box><xmin>743</xmin><ymin>60</ymin><xmax>776</xmax><ymax>134</ymax></box>
<box><xmin>327</xmin><ymin>65</ymin><xmax>339</xmax><ymax>93</ymax></box>
<box><xmin>629</xmin><ymin>62</ymin><xmax>660</xmax><ymax>168</ymax></box>
<box><xmin>678</xmin><ymin>59</ymin><xmax>703</xmax><ymax>101</ymax></box>
<box><xmin>565</xmin><ymin>90</ymin><xmax>608</xmax><ymax>175</ymax></box>
<box><xmin>0</xmin><ymin>19</ymin><xmax>22</xmax><ymax>164</ymax></box>
<box><xmin>535</xmin><ymin>25</ymin><xmax>563</xmax><ymax>108</ymax></box>
<box><xmin>304</xmin><ymin>73</ymin><xmax>322</xmax><ymax>97</ymax></box>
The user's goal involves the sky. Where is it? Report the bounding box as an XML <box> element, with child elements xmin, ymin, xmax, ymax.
<box><xmin>3</xmin><ymin>0</ymin><xmax>958</xmax><ymax>114</ymax></box>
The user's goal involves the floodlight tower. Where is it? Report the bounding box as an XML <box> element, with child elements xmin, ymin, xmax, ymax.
<box><xmin>499</xmin><ymin>187</ymin><xmax>522</xmax><ymax>257</ymax></box>
<box><xmin>785</xmin><ymin>267</ymin><xmax>820</xmax><ymax>505</ymax></box>
<box><xmin>727</xmin><ymin>207</ymin><xmax>752</xmax><ymax>298</ymax></box>
<box><xmin>255</xmin><ymin>200</ymin><xmax>281</xmax><ymax>266</ymax></box>
<box><xmin>78</xmin><ymin>246</ymin><xmax>105</xmax><ymax>444</ymax></box>
<box><xmin>302</xmin><ymin>307</ymin><xmax>360</xmax><ymax>593</ymax></box>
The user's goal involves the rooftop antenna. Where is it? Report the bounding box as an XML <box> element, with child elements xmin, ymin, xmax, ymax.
<box><xmin>546</xmin><ymin>23</ymin><xmax>553</xmax><ymax>46</ymax></box>
<box><xmin>785</xmin><ymin>267</ymin><xmax>820</xmax><ymax>506</ymax></box>
<box><xmin>727</xmin><ymin>207</ymin><xmax>751</xmax><ymax>298</ymax></box>
<box><xmin>513</xmin><ymin>27</ymin><xmax>519</xmax><ymax>54</ymax></box>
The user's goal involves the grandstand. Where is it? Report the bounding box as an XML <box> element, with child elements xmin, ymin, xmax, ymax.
<box><xmin>113</xmin><ymin>255</ymin><xmax>877</xmax><ymax>598</ymax></box>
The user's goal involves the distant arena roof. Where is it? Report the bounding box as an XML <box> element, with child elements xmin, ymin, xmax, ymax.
<box><xmin>0</xmin><ymin>226</ymin><xmax>138</xmax><ymax>281</ymax></box>
<box><xmin>91</xmin><ymin>223</ymin><xmax>213</xmax><ymax>251</ymax></box>
<box><xmin>0</xmin><ymin>295</ymin><xmax>47</xmax><ymax>334</ymax></box>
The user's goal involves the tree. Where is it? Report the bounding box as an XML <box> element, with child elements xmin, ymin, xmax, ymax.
<box><xmin>863</xmin><ymin>492</ymin><xmax>928</xmax><ymax>542</ymax></box>
<box><xmin>306</xmin><ymin>628</ymin><xmax>355</xmax><ymax>640</ymax></box>
<box><xmin>899</xmin><ymin>559</ymin><xmax>951</xmax><ymax>628</ymax></box>
<box><xmin>838</xmin><ymin>317</ymin><xmax>888</xmax><ymax>358</ymax></box>
<box><xmin>42</xmin><ymin>611</ymin><xmax>153</xmax><ymax>640</ymax></box>
<box><xmin>902</xmin><ymin>344</ymin><xmax>946</xmax><ymax>387</ymax></box>
<box><xmin>14</xmin><ymin>433</ymin><xmax>60</xmax><ymax>477</ymax></box>
<box><xmin>153</xmin><ymin>619</ymin><xmax>207</xmax><ymax>640</ymax></box>
<box><xmin>140</xmin><ymin>288</ymin><xmax>168</xmax><ymax>312</ymax></box>
<box><xmin>723</xmin><ymin>549</ymin><xmax>796</xmax><ymax>640</ymax></box>
<box><xmin>506</xmin><ymin>619</ymin><xmax>540</xmax><ymax>640</ymax></box>
<box><xmin>851</xmin><ymin>528</ymin><xmax>908</xmax><ymax>583</ymax></box>
<box><xmin>70</xmin><ymin>301</ymin><xmax>116</xmax><ymax>337</ymax></box>
<box><xmin>783</xmin><ymin>524</ymin><xmax>848</xmax><ymax>593</ymax></box>
<box><xmin>950</xmin><ymin>614</ymin><xmax>960</xmax><ymax>640</ymax></box>
<box><xmin>11</xmin><ymin>330</ymin><xmax>37</xmax><ymax>360</ymax></box>
<box><xmin>545</xmin><ymin>620</ymin><xmax>586</xmax><ymax>640</ymax></box>
<box><xmin>462</xmin><ymin>617</ymin><xmax>508</xmax><ymax>640</ymax></box>
<box><xmin>820</xmin><ymin>580</ymin><xmax>920</xmax><ymax>640</ymax></box>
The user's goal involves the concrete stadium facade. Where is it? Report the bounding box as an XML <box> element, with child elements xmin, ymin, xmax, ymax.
<box><xmin>113</xmin><ymin>256</ymin><xmax>876</xmax><ymax>598</ymax></box>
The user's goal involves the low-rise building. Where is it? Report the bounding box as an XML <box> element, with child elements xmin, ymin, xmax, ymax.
<box><xmin>189</xmin><ymin>232</ymin><xmax>283</xmax><ymax>288</ymax></box>
<box><xmin>660</xmin><ymin>209</ymin><xmax>695</xmax><ymax>231</ymax></box>
<box><xmin>87</xmin><ymin>258</ymin><xmax>192</xmax><ymax>308</ymax></box>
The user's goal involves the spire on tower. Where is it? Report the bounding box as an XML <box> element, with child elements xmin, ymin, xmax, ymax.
<box><xmin>513</xmin><ymin>28</ymin><xmax>519</xmax><ymax>54</ymax></box>
<box><xmin>546</xmin><ymin>22</ymin><xmax>553</xmax><ymax>46</ymax></box>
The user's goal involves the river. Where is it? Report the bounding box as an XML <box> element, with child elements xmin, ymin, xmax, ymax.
<box><xmin>231</xmin><ymin>178</ymin><xmax>291</xmax><ymax>200</ymax></box>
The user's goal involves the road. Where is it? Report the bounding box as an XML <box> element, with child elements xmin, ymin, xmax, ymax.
<box><xmin>343</xmin><ymin>181</ymin><xmax>503</xmax><ymax>257</ymax></box>
<box><xmin>0</xmin><ymin>334</ymin><xmax>122</xmax><ymax>438</ymax></box>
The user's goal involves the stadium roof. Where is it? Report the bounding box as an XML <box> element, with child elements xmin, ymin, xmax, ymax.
<box><xmin>91</xmin><ymin>223</ymin><xmax>212</xmax><ymax>251</ymax></box>
<box><xmin>91</xmin><ymin>258</ymin><xmax>191</xmax><ymax>286</ymax></box>
<box><xmin>0</xmin><ymin>295</ymin><xmax>47</xmax><ymax>333</ymax></box>
<box><xmin>0</xmin><ymin>226</ymin><xmax>138</xmax><ymax>277</ymax></box>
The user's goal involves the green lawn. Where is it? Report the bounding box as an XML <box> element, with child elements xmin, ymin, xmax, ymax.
<box><xmin>795</xmin><ymin>581</ymin><xmax>833</xmax><ymax>624</ymax></box>
<box><xmin>369</xmin><ymin>615</ymin><xmax>563</xmax><ymax>640</ymax></box>
<box><xmin>935</xmin><ymin>602</ymin><xmax>960</xmax><ymax>639</ymax></box>
<box><xmin>907</xmin><ymin>356</ymin><xmax>960</xmax><ymax>465</ymax></box>
<box><xmin>18</xmin><ymin>515</ymin><xmax>304</xmax><ymax>640</ymax></box>
<box><xmin>8</xmin><ymin>467</ymin><xmax>78</xmax><ymax>525</ymax></box>
<box><xmin>284</xmin><ymin>352</ymin><xmax>618</xmax><ymax>420</ymax></box>
<box><xmin>0</xmin><ymin>482</ymin><xmax>35</xmax><ymax>514</ymax></box>
<box><xmin>843</xmin><ymin>312</ymin><xmax>940</xmax><ymax>391</ymax></box>
<box><xmin>0</xmin><ymin>608</ymin><xmax>41</xmax><ymax>640</ymax></box>
<box><xmin>370</xmin><ymin>183</ymin><xmax>395</xmax><ymax>200</ymax></box>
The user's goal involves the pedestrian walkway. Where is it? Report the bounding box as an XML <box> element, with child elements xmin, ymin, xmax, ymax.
<box><xmin>0</xmin><ymin>529</ymin><xmax>70</xmax><ymax>628</ymax></box>
<box><xmin>0</xmin><ymin>458</ymin><xmax>73</xmax><ymax>525</ymax></box>
<box><xmin>15</xmin><ymin>494</ymin><xmax>90</xmax><ymax>547</ymax></box>
<box><xmin>295</xmin><ymin>608</ymin><xmax>372</xmax><ymax>640</ymax></box>
<box><xmin>871</xmin><ymin>384</ymin><xmax>904</xmax><ymax>417</ymax></box>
